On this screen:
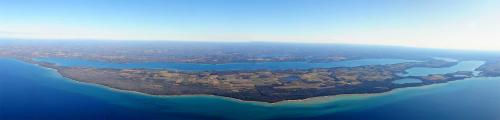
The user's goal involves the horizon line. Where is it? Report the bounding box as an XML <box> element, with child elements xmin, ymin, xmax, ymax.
<box><xmin>1</xmin><ymin>37</ymin><xmax>499</xmax><ymax>53</ymax></box>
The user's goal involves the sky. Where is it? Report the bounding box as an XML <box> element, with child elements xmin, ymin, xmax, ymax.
<box><xmin>0</xmin><ymin>0</ymin><xmax>499</xmax><ymax>50</ymax></box>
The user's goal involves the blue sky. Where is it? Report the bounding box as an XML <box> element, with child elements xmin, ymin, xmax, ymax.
<box><xmin>0</xmin><ymin>0</ymin><xmax>499</xmax><ymax>50</ymax></box>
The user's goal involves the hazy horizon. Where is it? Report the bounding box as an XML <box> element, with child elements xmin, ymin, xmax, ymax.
<box><xmin>1</xmin><ymin>0</ymin><xmax>499</xmax><ymax>50</ymax></box>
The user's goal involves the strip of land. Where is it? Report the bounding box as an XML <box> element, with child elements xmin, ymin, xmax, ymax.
<box><xmin>2</xmin><ymin>42</ymin><xmax>500</xmax><ymax>102</ymax></box>
<box><xmin>34</xmin><ymin>59</ymin><xmax>484</xmax><ymax>102</ymax></box>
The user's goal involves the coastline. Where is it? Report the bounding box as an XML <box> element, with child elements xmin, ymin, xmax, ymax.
<box><xmin>28</xmin><ymin>57</ymin><xmax>476</xmax><ymax>102</ymax></box>
<box><xmin>6</xmin><ymin>57</ymin><xmax>500</xmax><ymax>120</ymax></box>
<box><xmin>27</xmin><ymin>58</ymin><xmax>486</xmax><ymax>106</ymax></box>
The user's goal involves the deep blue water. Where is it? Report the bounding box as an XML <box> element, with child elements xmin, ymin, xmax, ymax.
<box><xmin>2</xmin><ymin>58</ymin><xmax>500</xmax><ymax>120</ymax></box>
<box><xmin>0</xmin><ymin>58</ymin><xmax>219</xmax><ymax>120</ymax></box>
<box><xmin>34</xmin><ymin>58</ymin><xmax>418</xmax><ymax>71</ymax></box>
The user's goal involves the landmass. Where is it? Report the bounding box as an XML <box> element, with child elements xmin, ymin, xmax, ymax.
<box><xmin>2</xmin><ymin>40</ymin><xmax>500</xmax><ymax>102</ymax></box>
<box><xmin>35</xmin><ymin>59</ymin><xmax>479</xmax><ymax>102</ymax></box>
<box><xmin>477</xmin><ymin>60</ymin><xmax>500</xmax><ymax>77</ymax></box>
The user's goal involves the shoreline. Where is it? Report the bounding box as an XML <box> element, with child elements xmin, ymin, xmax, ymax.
<box><xmin>3</xmin><ymin>57</ymin><xmax>500</xmax><ymax>120</ymax></box>
<box><xmin>6</xmin><ymin>57</ymin><xmax>487</xmax><ymax>104</ymax></box>
<box><xmin>55</xmin><ymin>66</ymin><xmax>489</xmax><ymax>106</ymax></box>
<box><xmin>28</xmin><ymin>59</ymin><xmax>487</xmax><ymax>106</ymax></box>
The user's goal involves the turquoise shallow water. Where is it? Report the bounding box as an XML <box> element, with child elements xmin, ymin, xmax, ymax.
<box><xmin>34</xmin><ymin>58</ymin><xmax>419</xmax><ymax>71</ymax></box>
<box><xmin>403</xmin><ymin>61</ymin><xmax>485</xmax><ymax>76</ymax></box>
<box><xmin>2</xmin><ymin>58</ymin><xmax>500</xmax><ymax>120</ymax></box>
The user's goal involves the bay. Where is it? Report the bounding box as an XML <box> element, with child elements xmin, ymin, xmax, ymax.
<box><xmin>34</xmin><ymin>58</ymin><xmax>418</xmax><ymax>71</ymax></box>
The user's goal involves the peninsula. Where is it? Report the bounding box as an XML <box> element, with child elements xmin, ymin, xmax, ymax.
<box><xmin>2</xmin><ymin>41</ymin><xmax>500</xmax><ymax>102</ymax></box>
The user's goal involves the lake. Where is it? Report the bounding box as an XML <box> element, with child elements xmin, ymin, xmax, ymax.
<box><xmin>403</xmin><ymin>61</ymin><xmax>485</xmax><ymax>76</ymax></box>
<box><xmin>392</xmin><ymin>78</ymin><xmax>423</xmax><ymax>84</ymax></box>
<box><xmin>1</xmin><ymin>58</ymin><xmax>500</xmax><ymax>120</ymax></box>
<box><xmin>34</xmin><ymin>58</ymin><xmax>418</xmax><ymax>71</ymax></box>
